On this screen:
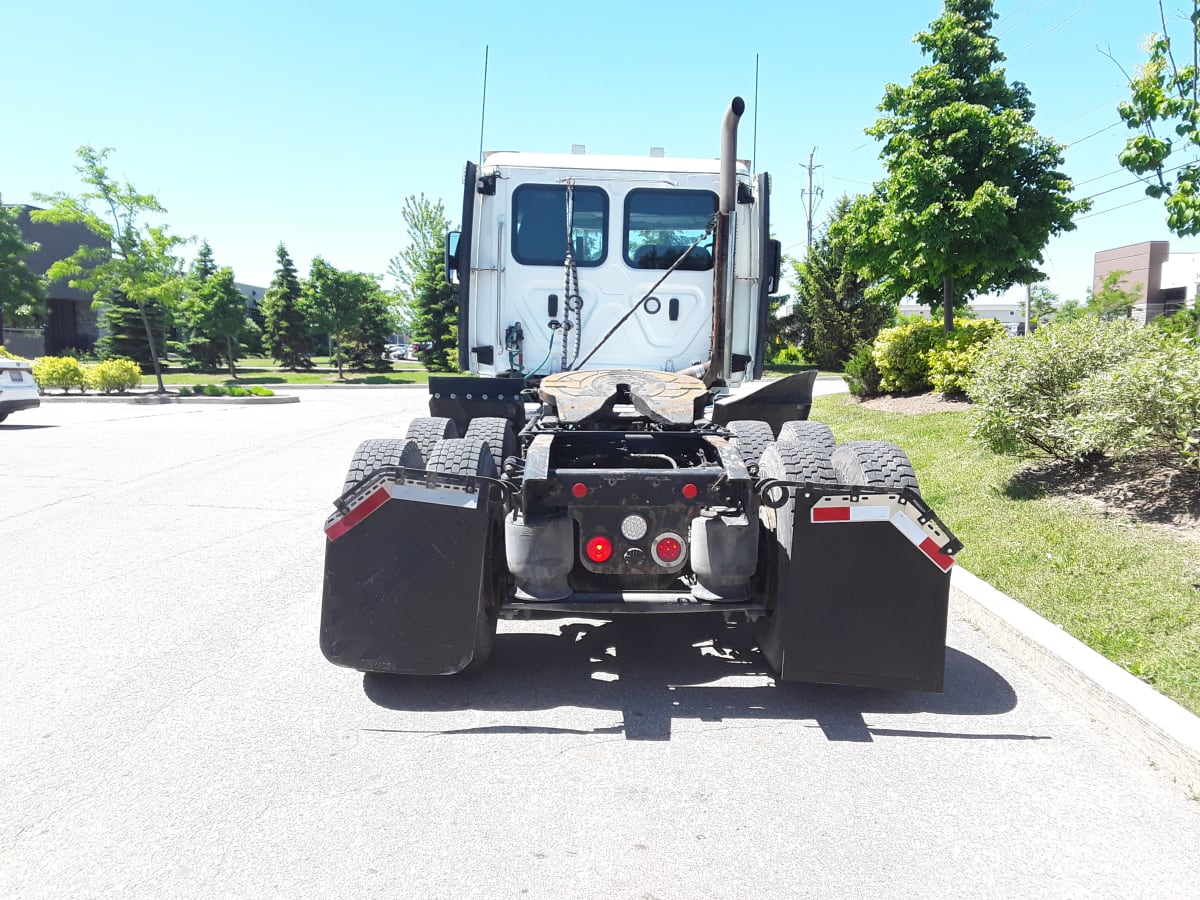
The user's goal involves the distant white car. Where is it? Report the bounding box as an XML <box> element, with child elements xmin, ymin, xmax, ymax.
<box><xmin>0</xmin><ymin>357</ymin><xmax>40</xmax><ymax>423</ymax></box>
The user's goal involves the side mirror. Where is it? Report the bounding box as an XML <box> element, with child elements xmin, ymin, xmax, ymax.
<box><xmin>444</xmin><ymin>231</ymin><xmax>461</xmax><ymax>287</ymax></box>
<box><xmin>766</xmin><ymin>239</ymin><xmax>782</xmax><ymax>294</ymax></box>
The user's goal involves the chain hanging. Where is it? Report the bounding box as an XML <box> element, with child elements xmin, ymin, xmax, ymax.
<box><xmin>562</xmin><ymin>179</ymin><xmax>583</xmax><ymax>371</ymax></box>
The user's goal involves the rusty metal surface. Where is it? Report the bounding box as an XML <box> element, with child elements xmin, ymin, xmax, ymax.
<box><xmin>539</xmin><ymin>369</ymin><xmax>708</xmax><ymax>425</ymax></box>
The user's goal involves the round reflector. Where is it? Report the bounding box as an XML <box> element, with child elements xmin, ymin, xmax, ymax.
<box><xmin>620</xmin><ymin>514</ymin><xmax>648</xmax><ymax>540</ymax></box>
<box><xmin>682</xmin><ymin>483</ymin><xmax>698</xmax><ymax>499</ymax></box>
<box><xmin>585</xmin><ymin>536</ymin><xmax>613</xmax><ymax>563</ymax></box>
<box><xmin>652</xmin><ymin>533</ymin><xmax>685</xmax><ymax>566</ymax></box>
<box><xmin>572</xmin><ymin>482</ymin><xmax>588</xmax><ymax>498</ymax></box>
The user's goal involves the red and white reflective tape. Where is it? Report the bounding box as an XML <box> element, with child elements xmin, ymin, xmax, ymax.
<box><xmin>324</xmin><ymin>479</ymin><xmax>480</xmax><ymax>542</ymax></box>
<box><xmin>811</xmin><ymin>494</ymin><xmax>955</xmax><ymax>572</ymax></box>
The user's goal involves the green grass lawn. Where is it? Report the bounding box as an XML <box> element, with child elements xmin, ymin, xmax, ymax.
<box><xmin>812</xmin><ymin>393</ymin><xmax>1200</xmax><ymax>715</ymax></box>
<box><xmin>142</xmin><ymin>359</ymin><xmax>454</xmax><ymax>386</ymax></box>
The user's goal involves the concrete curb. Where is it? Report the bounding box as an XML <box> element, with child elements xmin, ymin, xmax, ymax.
<box><xmin>952</xmin><ymin>567</ymin><xmax>1200</xmax><ymax>788</ymax></box>
<box><xmin>39</xmin><ymin>392</ymin><xmax>299</xmax><ymax>405</ymax></box>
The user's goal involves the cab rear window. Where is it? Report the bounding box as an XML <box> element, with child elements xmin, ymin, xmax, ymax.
<box><xmin>625</xmin><ymin>189</ymin><xmax>717</xmax><ymax>271</ymax></box>
<box><xmin>512</xmin><ymin>184</ymin><xmax>607</xmax><ymax>266</ymax></box>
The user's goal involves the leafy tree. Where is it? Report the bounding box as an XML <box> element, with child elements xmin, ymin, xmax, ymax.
<box><xmin>31</xmin><ymin>146</ymin><xmax>187</xmax><ymax>392</ymax></box>
<box><xmin>797</xmin><ymin>197</ymin><xmax>895</xmax><ymax>369</ymax></box>
<box><xmin>261</xmin><ymin>243</ymin><xmax>312</xmax><ymax>370</ymax></box>
<box><xmin>846</xmin><ymin>0</ymin><xmax>1088</xmax><ymax>333</ymax></box>
<box><xmin>389</xmin><ymin>195</ymin><xmax>457</xmax><ymax>372</ymax></box>
<box><xmin>0</xmin><ymin>198</ymin><xmax>46</xmax><ymax>344</ymax></box>
<box><xmin>1028</xmin><ymin>284</ymin><xmax>1058</xmax><ymax>328</ymax></box>
<box><xmin>1086</xmin><ymin>270</ymin><xmax>1142</xmax><ymax>321</ymax></box>
<box><xmin>303</xmin><ymin>257</ymin><xmax>378</xmax><ymax>379</ymax></box>
<box><xmin>185</xmin><ymin>267</ymin><xmax>248</xmax><ymax>377</ymax></box>
<box><xmin>1118</xmin><ymin>1</ymin><xmax>1200</xmax><ymax>236</ymax></box>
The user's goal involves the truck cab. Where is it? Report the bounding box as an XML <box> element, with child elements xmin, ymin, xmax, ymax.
<box><xmin>448</xmin><ymin>152</ymin><xmax>780</xmax><ymax>385</ymax></box>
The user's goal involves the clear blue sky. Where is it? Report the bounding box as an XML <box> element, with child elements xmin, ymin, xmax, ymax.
<box><xmin>1</xmin><ymin>0</ymin><xmax>1184</xmax><ymax>302</ymax></box>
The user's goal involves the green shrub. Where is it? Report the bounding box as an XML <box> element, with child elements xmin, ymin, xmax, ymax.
<box><xmin>84</xmin><ymin>358</ymin><xmax>143</xmax><ymax>393</ymax></box>
<box><xmin>843</xmin><ymin>341</ymin><xmax>882</xmax><ymax>397</ymax></box>
<box><xmin>1151</xmin><ymin>306</ymin><xmax>1199</xmax><ymax>345</ymax></box>
<box><xmin>32</xmin><ymin>356</ymin><xmax>87</xmax><ymax>393</ymax></box>
<box><xmin>248</xmin><ymin>385</ymin><xmax>273</xmax><ymax>396</ymax></box>
<box><xmin>771</xmin><ymin>345</ymin><xmax>805</xmax><ymax>366</ymax></box>
<box><xmin>872</xmin><ymin>318</ymin><xmax>946</xmax><ymax>393</ymax></box>
<box><xmin>227</xmin><ymin>385</ymin><xmax>250</xmax><ymax>397</ymax></box>
<box><xmin>202</xmin><ymin>384</ymin><xmax>223</xmax><ymax>396</ymax></box>
<box><xmin>177</xmin><ymin>386</ymin><xmax>193</xmax><ymax>396</ymax></box>
<box><xmin>969</xmin><ymin>318</ymin><xmax>1159</xmax><ymax>461</ymax></box>
<box><xmin>0</xmin><ymin>346</ymin><xmax>28</xmax><ymax>361</ymax></box>
<box><xmin>1073</xmin><ymin>342</ymin><xmax>1200</xmax><ymax>470</ymax></box>
<box><xmin>926</xmin><ymin>319</ymin><xmax>1006</xmax><ymax>396</ymax></box>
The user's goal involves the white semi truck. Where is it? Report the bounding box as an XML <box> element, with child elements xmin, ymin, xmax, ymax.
<box><xmin>320</xmin><ymin>98</ymin><xmax>960</xmax><ymax>690</ymax></box>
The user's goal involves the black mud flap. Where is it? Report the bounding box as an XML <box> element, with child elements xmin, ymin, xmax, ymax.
<box><xmin>320</xmin><ymin>474</ymin><xmax>492</xmax><ymax>675</ymax></box>
<box><xmin>775</xmin><ymin>487</ymin><xmax>958</xmax><ymax>691</ymax></box>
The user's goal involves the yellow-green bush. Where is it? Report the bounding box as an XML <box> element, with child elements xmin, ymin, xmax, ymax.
<box><xmin>926</xmin><ymin>319</ymin><xmax>1006</xmax><ymax>396</ymax></box>
<box><xmin>0</xmin><ymin>345</ymin><xmax>28</xmax><ymax>361</ymax></box>
<box><xmin>32</xmin><ymin>356</ymin><xmax>86</xmax><ymax>393</ymax></box>
<box><xmin>84</xmin><ymin>358</ymin><xmax>143</xmax><ymax>393</ymax></box>
<box><xmin>871</xmin><ymin>318</ymin><xmax>947</xmax><ymax>393</ymax></box>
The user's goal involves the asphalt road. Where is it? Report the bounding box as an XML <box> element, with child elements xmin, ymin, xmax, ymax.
<box><xmin>3</xmin><ymin>386</ymin><xmax>1199</xmax><ymax>899</ymax></box>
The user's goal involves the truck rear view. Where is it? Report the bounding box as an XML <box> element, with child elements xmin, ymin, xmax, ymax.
<box><xmin>320</xmin><ymin>98</ymin><xmax>960</xmax><ymax>691</ymax></box>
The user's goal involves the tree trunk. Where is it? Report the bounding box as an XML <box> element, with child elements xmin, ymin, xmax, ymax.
<box><xmin>137</xmin><ymin>302</ymin><xmax>166</xmax><ymax>394</ymax></box>
<box><xmin>942</xmin><ymin>276</ymin><xmax>954</xmax><ymax>335</ymax></box>
<box><xmin>226</xmin><ymin>335</ymin><xmax>237</xmax><ymax>379</ymax></box>
<box><xmin>336</xmin><ymin>339</ymin><xmax>344</xmax><ymax>380</ymax></box>
<box><xmin>0</xmin><ymin>300</ymin><xmax>6</xmax><ymax>346</ymax></box>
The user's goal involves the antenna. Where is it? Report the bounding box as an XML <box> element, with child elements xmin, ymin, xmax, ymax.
<box><xmin>751</xmin><ymin>53</ymin><xmax>759</xmax><ymax>176</ymax></box>
<box><xmin>477</xmin><ymin>45</ymin><xmax>489</xmax><ymax>165</ymax></box>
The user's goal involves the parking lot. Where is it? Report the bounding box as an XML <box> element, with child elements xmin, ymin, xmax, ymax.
<box><xmin>3</xmin><ymin>388</ymin><xmax>1199</xmax><ymax>898</ymax></box>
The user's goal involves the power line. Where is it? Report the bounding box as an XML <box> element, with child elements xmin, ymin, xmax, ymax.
<box><xmin>1065</xmin><ymin>120</ymin><xmax>1123</xmax><ymax>146</ymax></box>
<box><xmin>997</xmin><ymin>0</ymin><xmax>1053</xmax><ymax>36</ymax></box>
<box><xmin>1075</xmin><ymin>196</ymin><xmax>1152</xmax><ymax>221</ymax></box>
<box><xmin>1073</xmin><ymin>166</ymin><xmax>1126</xmax><ymax>187</ymax></box>
<box><xmin>1010</xmin><ymin>0</ymin><xmax>1097</xmax><ymax>55</ymax></box>
<box><xmin>1078</xmin><ymin>161</ymin><xmax>1193</xmax><ymax>202</ymax></box>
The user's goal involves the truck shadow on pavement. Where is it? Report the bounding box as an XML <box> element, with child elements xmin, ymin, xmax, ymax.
<box><xmin>364</xmin><ymin>614</ymin><xmax>1034</xmax><ymax>742</ymax></box>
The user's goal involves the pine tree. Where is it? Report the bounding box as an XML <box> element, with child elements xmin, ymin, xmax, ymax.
<box><xmin>98</xmin><ymin>290</ymin><xmax>171</xmax><ymax>368</ymax></box>
<box><xmin>342</xmin><ymin>275</ymin><xmax>392</xmax><ymax>372</ymax></box>
<box><xmin>181</xmin><ymin>240</ymin><xmax>223</xmax><ymax>370</ymax></box>
<box><xmin>261</xmin><ymin>244</ymin><xmax>312</xmax><ymax>369</ymax></box>
<box><xmin>798</xmin><ymin>197</ymin><xmax>895</xmax><ymax>369</ymax></box>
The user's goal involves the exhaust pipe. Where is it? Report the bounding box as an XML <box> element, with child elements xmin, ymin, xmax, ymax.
<box><xmin>705</xmin><ymin>96</ymin><xmax>745</xmax><ymax>388</ymax></box>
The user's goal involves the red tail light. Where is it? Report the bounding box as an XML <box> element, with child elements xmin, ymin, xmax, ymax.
<box><xmin>652</xmin><ymin>533</ymin><xmax>684</xmax><ymax>565</ymax></box>
<box><xmin>682</xmin><ymin>483</ymin><xmax>698</xmax><ymax>499</ymax></box>
<box><xmin>585</xmin><ymin>536</ymin><xmax>613</xmax><ymax>563</ymax></box>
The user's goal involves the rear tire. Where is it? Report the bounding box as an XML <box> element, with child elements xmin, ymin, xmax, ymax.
<box><xmin>831</xmin><ymin>440</ymin><xmax>920</xmax><ymax>495</ymax></box>
<box><xmin>755</xmin><ymin>439</ymin><xmax>837</xmax><ymax>677</ymax></box>
<box><xmin>426</xmin><ymin>437</ymin><xmax>501</xmax><ymax>672</ymax></box>
<box><xmin>463</xmin><ymin>416</ymin><xmax>518</xmax><ymax>474</ymax></box>
<box><xmin>341</xmin><ymin>438</ymin><xmax>423</xmax><ymax>494</ymax></box>
<box><xmin>404</xmin><ymin>416</ymin><xmax>458</xmax><ymax>467</ymax></box>
<box><xmin>777</xmin><ymin>420</ymin><xmax>835</xmax><ymax>457</ymax></box>
<box><xmin>727</xmin><ymin>420</ymin><xmax>776</xmax><ymax>473</ymax></box>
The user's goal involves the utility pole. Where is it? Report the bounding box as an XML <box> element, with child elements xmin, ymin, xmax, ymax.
<box><xmin>801</xmin><ymin>148</ymin><xmax>823</xmax><ymax>253</ymax></box>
